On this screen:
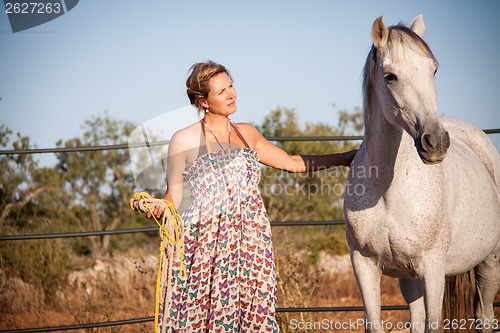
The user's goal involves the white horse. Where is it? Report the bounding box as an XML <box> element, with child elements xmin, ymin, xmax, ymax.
<box><xmin>344</xmin><ymin>14</ymin><xmax>500</xmax><ymax>333</ymax></box>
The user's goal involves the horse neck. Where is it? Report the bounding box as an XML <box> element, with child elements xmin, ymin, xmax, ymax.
<box><xmin>363</xmin><ymin>100</ymin><xmax>416</xmax><ymax>182</ymax></box>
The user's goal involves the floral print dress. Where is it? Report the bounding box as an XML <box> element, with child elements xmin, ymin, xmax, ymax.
<box><xmin>161</xmin><ymin>122</ymin><xmax>279</xmax><ymax>333</ymax></box>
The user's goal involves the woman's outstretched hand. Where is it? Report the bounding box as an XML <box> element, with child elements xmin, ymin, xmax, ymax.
<box><xmin>342</xmin><ymin>149</ymin><xmax>358</xmax><ymax>166</ymax></box>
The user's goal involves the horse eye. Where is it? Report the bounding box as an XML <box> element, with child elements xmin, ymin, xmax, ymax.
<box><xmin>433</xmin><ymin>68</ymin><xmax>438</xmax><ymax>76</ymax></box>
<box><xmin>384</xmin><ymin>73</ymin><xmax>398</xmax><ymax>83</ymax></box>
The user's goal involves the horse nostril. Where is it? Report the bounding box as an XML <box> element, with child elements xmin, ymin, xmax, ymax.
<box><xmin>420</xmin><ymin>131</ymin><xmax>450</xmax><ymax>154</ymax></box>
<box><xmin>422</xmin><ymin>133</ymin><xmax>436</xmax><ymax>150</ymax></box>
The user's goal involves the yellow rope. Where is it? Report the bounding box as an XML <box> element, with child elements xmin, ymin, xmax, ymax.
<box><xmin>129</xmin><ymin>192</ymin><xmax>186</xmax><ymax>333</ymax></box>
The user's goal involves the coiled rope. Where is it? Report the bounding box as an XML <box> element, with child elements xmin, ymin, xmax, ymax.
<box><xmin>129</xmin><ymin>192</ymin><xmax>186</xmax><ymax>333</ymax></box>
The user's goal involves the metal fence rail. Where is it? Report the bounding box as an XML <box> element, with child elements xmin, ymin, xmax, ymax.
<box><xmin>2</xmin><ymin>304</ymin><xmax>500</xmax><ymax>333</ymax></box>
<box><xmin>0</xmin><ymin>128</ymin><xmax>498</xmax><ymax>155</ymax></box>
<box><xmin>0</xmin><ymin>220</ymin><xmax>347</xmax><ymax>241</ymax></box>
<box><xmin>0</xmin><ymin>306</ymin><xmax>405</xmax><ymax>333</ymax></box>
<box><xmin>0</xmin><ymin>135</ymin><xmax>363</xmax><ymax>155</ymax></box>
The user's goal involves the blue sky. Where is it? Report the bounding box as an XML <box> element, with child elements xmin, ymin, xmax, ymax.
<box><xmin>1</xmin><ymin>1</ymin><xmax>499</xmax><ymax>167</ymax></box>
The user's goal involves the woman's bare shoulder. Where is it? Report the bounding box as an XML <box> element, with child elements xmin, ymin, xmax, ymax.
<box><xmin>232</xmin><ymin>122</ymin><xmax>266</xmax><ymax>149</ymax></box>
<box><xmin>170</xmin><ymin>121</ymin><xmax>202</xmax><ymax>152</ymax></box>
<box><xmin>232</xmin><ymin>122</ymin><xmax>262</xmax><ymax>142</ymax></box>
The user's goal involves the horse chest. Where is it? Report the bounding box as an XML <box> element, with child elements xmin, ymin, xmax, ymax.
<box><xmin>345</xmin><ymin>186</ymin><xmax>445</xmax><ymax>264</ymax></box>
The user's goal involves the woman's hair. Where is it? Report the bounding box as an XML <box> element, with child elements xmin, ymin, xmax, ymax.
<box><xmin>186</xmin><ymin>60</ymin><xmax>232</xmax><ymax>113</ymax></box>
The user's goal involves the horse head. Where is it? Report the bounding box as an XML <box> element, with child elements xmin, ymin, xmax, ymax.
<box><xmin>366</xmin><ymin>14</ymin><xmax>450</xmax><ymax>164</ymax></box>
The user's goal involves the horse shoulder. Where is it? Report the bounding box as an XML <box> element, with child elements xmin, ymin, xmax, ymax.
<box><xmin>344</xmin><ymin>143</ymin><xmax>391</xmax><ymax>249</ymax></box>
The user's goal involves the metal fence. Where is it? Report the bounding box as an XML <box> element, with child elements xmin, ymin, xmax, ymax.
<box><xmin>1</xmin><ymin>130</ymin><xmax>499</xmax><ymax>332</ymax></box>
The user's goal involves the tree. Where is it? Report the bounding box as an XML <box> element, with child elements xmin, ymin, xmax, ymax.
<box><xmin>254</xmin><ymin>106</ymin><xmax>362</xmax><ymax>223</ymax></box>
<box><xmin>0</xmin><ymin>125</ymin><xmax>61</xmax><ymax>226</ymax></box>
<box><xmin>56</xmin><ymin>112</ymin><xmax>141</xmax><ymax>258</ymax></box>
<box><xmin>254</xmin><ymin>107</ymin><xmax>362</xmax><ymax>262</ymax></box>
<box><xmin>0</xmin><ymin>126</ymin><xmax>70</xmax><ymax>306</ymax></box>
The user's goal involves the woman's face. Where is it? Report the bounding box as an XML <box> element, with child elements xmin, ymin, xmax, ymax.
<box><xmin>202</xmin><ymin>73</ymin><xmax>237</xmax><ymax>116</ymax></box>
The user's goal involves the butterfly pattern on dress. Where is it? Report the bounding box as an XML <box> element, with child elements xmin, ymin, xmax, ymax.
<box><xmin>159</xmin><ymin>148</ymin><xmax>278</xmax><ymax>333</ymax></box>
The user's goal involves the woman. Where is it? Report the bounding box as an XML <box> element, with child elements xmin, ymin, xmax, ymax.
<box><xmin>152</xmin><ymin>60</ymin><xmax>356</xmax><ymax>332</ymax></box>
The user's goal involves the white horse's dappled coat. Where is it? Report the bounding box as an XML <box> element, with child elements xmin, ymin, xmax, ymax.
<box><xmin>344</xmin><ymin>15</ymin><xmax>500</xmax><ymax>333</ymax></box>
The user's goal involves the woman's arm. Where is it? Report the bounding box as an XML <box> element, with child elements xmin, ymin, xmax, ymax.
<box><xmin>299</xmin><ymin>150</ymin><xmax>358</xmax><ymax>171</ymax></box>
<box><xmin>244</xmin><ymin>124</ymin><xmax>357</xmax><ymax>172</ymax></box>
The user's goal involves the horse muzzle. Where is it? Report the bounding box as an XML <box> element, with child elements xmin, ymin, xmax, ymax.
<box><xmin>415</xmin><ymin>130</ymin><xmax>450</xmax><ymax>164</ymax></box>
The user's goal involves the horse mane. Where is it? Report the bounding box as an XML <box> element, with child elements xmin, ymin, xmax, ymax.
<box><xmin>362</xmin><ymin>23</ymin><xmax>439</xmax><ymax>119</ymax></box>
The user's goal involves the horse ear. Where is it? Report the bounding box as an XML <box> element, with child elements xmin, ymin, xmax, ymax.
<box><xmin>372</xmin><ymin>16</ymin><xmax>388</xmax><ymax>49</ymax></box>
<box><xmin>410</xmin><ymin>14</ymin><xmax>425</xmax><ymax>38</ymax></box>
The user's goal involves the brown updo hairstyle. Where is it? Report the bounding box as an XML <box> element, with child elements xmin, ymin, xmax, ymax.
<box><xmin>186</xmin><ymin>60</ymin><xmax>233</xmax><ymax>114</ymax></box>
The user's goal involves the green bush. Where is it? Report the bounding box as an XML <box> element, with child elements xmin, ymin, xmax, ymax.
<box><xmin>0</xmin><ymin>227</ymin><xmax>70</xmax><ymax>294</ymax></box>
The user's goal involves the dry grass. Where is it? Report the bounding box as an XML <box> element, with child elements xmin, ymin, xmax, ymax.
<box><xmin>0</xmin><ymin>250</ymin><xmax>158</xmax><ymax>332</ymax></box>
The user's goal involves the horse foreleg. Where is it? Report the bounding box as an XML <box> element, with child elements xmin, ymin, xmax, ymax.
<box><xmin>399</xmin><ymin>278</ymin><xmax>425</xmax><ymax>333</ymax></box>
<box><xmin>474</xmin><ymin>252</ymin><xmax>500</xmax><ymax>333</ymax></box>
<box><xmin>351</xmin><ymin>251</ymin><xmax>384</xmax><ymax>333</ymax></box>
<box><xmin>422</xmin><ymin>266</ymin><xmax>446</xmax><ymax>333</ymax></box>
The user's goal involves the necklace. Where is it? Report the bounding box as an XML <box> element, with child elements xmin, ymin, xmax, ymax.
<box><xmin>201</xmin><ymin>118</ymin><xmax>231</xmax><ymax>147</ymax></box>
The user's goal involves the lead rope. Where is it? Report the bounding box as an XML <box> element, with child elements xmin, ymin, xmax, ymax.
<box><xmin>129</xmin><ymin>192</ymin><xmax>186</xmax><ymax>333</ymax></box>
